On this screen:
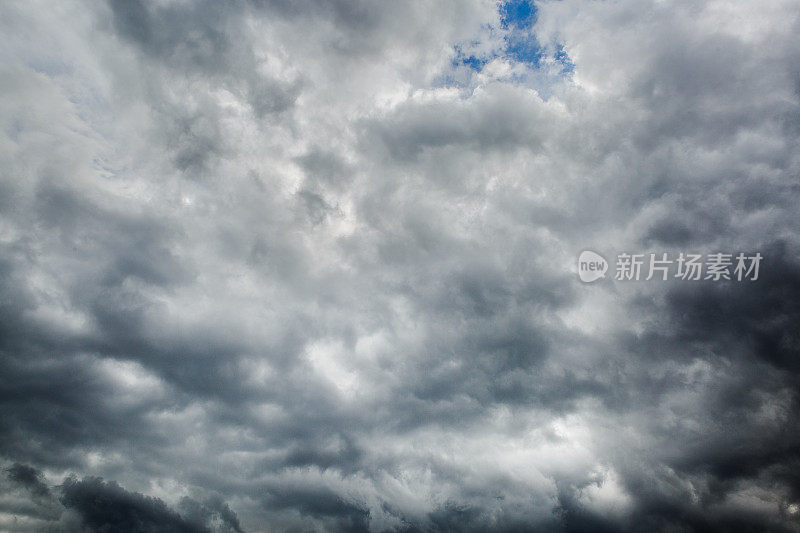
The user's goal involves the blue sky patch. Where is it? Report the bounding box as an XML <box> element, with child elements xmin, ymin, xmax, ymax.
<box><xmin>449</xmin><ymin>0</ymin><xmax>573</xmax><ymax>79</ymax></box>
<box><xmin>504</xmin><ymin>33</ymin><xmax>544</xmax><ymax>68</ymax></box>
<box><xmin>554</xmin><ymin>43</ymin><xmax>575</xmax><ymax>74</ymax></box>
<box><xmin>452</xmin><ymin>44</ymin><xmax>489</xmax><ymax>71</ymax></box>
<box><xmin>499</xmin><ymin>0</ymin><xmax>537</xmax><ymax>30</ymax></box>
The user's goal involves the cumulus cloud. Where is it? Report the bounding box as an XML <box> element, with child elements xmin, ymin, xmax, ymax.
<box><xmin>1</xmin><ymin>0</ymin><xmax>799</xmax><ymax>531</ymax></box>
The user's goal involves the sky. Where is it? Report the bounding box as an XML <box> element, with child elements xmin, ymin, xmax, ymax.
<box><xmin>1</xmin><ymin>0</ymin><xmax>800</xmax><ymax>531</ymax></box>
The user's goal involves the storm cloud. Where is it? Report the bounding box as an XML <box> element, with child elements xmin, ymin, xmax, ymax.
<box><xmin>1</xmin><ymin>0</ymin><xmax>800</xmax><ymax>531</ymax></box>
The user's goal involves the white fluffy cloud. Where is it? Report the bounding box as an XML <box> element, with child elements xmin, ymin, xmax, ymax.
<box><xmin>1</xmin><ymin>0</ymin><xmax>800</xmax><ymax>531</ymax></box>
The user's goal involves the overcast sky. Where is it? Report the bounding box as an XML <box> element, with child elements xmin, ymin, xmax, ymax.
<box><xmin>1</xmin><ymin>0</ymin><xmax>800</xmax><ymax>531</ymax></box>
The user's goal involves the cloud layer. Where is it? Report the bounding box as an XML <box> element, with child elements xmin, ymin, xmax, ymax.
<box><xmin>1</xmin><ymin>0</ymin><xmax>800</xmax><ymax>531</ymax></box>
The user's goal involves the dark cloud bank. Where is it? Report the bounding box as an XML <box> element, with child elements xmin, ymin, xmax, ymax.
<box><xmin>1</xmin><ymin>0</ymin><xmax>800</xmax><ymax>531</ymax></box>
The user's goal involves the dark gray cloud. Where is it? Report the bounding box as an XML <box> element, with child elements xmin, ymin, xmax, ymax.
<box><xmin>1</xmin><ymin>0</ymin><xmax>800</xmax><ymax>531</ymax></box>
<box><xmin>6</xmin><ymin>463</ymin><xmax>51</xmax><ymax>499</ymax></box>
<box><xmin>60</xmin><ymin>475</ymin><xmax>211</xmax><ymax>533</ymax></box>
<box><xmin>1</xmin><ymin>464</ymin><xmax>245</xmax><ymax>532</ymax></box>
